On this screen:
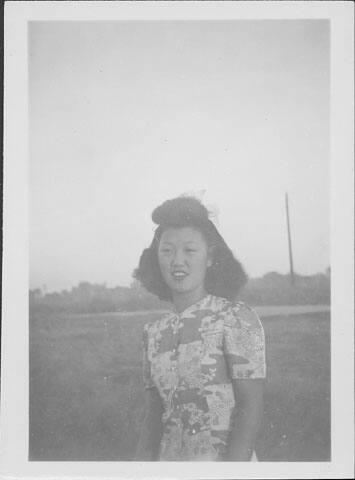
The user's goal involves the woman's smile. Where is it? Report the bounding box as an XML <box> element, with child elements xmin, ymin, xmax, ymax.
<box><xmin>171</xmin><ymin>270</ymin><xmax>189</xmax><ymax>281</ymax></box>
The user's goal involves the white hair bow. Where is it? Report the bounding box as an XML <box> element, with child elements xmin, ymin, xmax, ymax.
<box><xmin>179</xmin><ymin>189</ymin><xmax>220</xmax><ymax>227</ymax></box>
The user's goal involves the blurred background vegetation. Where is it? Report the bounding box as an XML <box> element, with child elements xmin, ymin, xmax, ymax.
<box><xmin>30</xmin><ymin>268</ymin><xmax>330</xmax><ymax>314</ymax></box>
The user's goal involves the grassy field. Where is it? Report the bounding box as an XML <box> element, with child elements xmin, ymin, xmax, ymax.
<box><xmin>29</xmin><ymin>309</ymin><xmax>330</xmax><ymax>461</ymax></box>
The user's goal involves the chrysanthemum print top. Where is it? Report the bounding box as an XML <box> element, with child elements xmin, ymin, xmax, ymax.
<box><xmin>142</xmin><ymin>294</ymin><xmax>266</xmax><ymax>461</ymax></box>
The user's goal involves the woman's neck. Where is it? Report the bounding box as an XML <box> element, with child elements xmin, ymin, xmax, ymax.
<box><xmin>172</xmin><ymin>287</ymin><xmax>207</xmax><ymax>314</ymax></box>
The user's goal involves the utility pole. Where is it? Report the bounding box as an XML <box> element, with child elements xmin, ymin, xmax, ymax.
<box><xmin>285</xmin><ymin>192</ymin><xmax>295</xmax><ymax>285</ymax></box>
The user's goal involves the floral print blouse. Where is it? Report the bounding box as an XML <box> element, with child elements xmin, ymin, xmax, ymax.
<box><xmin>142</xmin><ymin>294</ymin><xmax>266</xmax><ymax>461</ymax></box>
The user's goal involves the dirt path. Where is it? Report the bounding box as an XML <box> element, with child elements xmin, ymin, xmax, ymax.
<box><xmin>73</xmin><ymin>304</ymin><xmax>330</xmax><ymax>318</ymax></box>
<box><xmin>253</xmin><ymin>304</ymin><xmax>330</xmax><ymax>317</ymax></box>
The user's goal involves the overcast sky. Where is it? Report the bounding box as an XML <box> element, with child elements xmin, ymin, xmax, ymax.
<box><xmin>29</xmin><ymin>20</ymin><xmax>329</xmax><ymax>293</ymax></box>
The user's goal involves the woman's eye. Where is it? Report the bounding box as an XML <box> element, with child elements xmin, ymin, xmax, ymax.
<box><xmin>161</xmin><ymin>248</ymin><xmax>172</xmax><ymax>254</ymax></box>
<box><xmin>186</xmin><ymin>248</ymin><xmax>197</xmax><ymax>253</ymax></box>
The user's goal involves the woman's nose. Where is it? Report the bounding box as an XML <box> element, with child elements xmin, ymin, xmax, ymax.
<box><xmin>172</xmin><ymin>250</ymin><xmax>185</xmax><ymax>266</ymax></box>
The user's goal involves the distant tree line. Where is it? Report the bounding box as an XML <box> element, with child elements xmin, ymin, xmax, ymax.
<box><xmin>29</xmin><ymin>281</ymin><xmax>168</xmax><ymax>314</ymax></box>
<box><xmin>239</xmin><ymin>270</ymin><xmax>330</xmax><ymax>306</ymax></box>
<box><xmin>29</xmin><ymin>268</ymin><xmax>330</xmax><ymax>314</ymax></box>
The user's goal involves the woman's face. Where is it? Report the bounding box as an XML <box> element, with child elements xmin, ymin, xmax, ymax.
<box><xmin>158</xmin><ymin>227</ymin><xmax>212</xmax><ymax>299</ymax></box>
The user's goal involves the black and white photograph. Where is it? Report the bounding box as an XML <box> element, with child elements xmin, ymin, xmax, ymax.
<box><xmin>1</xmin><ymin>2</ymin><xmax>354</xmax><ymax>479</ymax></box>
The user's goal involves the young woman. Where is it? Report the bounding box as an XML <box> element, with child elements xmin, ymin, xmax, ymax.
<box><xmin>134</xmin><ymin>196</ymin><xmax>266</xmax><ymax>461</ymax></box>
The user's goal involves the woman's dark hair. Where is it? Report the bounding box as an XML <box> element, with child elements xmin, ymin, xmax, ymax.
<box><xmin>133</xmin><ymin>196</ymin><xmax>248</xmax><ymax>301</ymax></box>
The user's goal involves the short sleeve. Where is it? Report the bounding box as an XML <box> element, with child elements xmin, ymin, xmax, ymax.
<box><xmin>223</xmin><ymin>303</ymin><xmax>266</xmax><ymax>380</ymax></box>
<box><xmin>142</xmin><ymin>323</ymin><xmax>155</xmax><ymax>390</ymax></box>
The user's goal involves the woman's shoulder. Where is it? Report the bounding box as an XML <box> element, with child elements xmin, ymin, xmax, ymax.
<box><xmin>212</xmin><ymin>296</ymin><xmax>262</xmax><ymax>330</ymax></box>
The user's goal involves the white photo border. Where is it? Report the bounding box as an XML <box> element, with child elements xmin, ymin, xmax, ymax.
<box><xmin>2</xmin><ymin>1</ymin><xmax>354</xmax><ymax>479</ymax></box>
